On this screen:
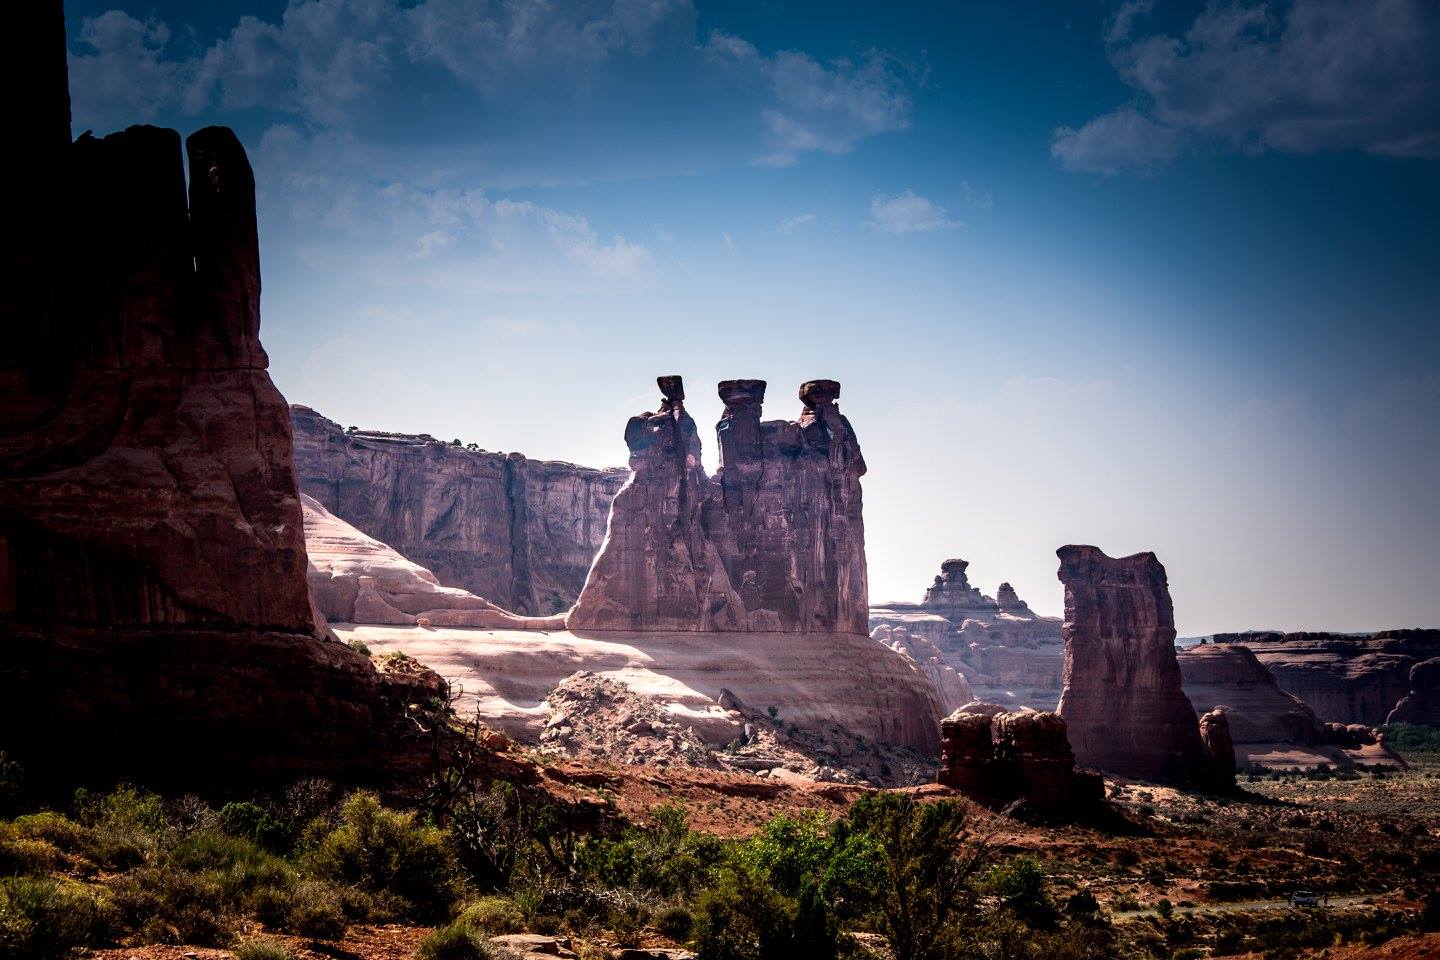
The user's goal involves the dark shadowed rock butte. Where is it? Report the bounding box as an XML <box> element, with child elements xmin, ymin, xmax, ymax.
<box><xmin>1055</xmin><ymin>545</ymin><xmax>1230</xmax><ymax>788</ymax></box>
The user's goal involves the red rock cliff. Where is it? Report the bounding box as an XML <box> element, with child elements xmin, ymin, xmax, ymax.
<box><xmin>0</xmin><ymin>2</ymin><xmax>423</xmax><ymax>786</ymax></box>
<box><xmin>292</xmin><ymin>405</ymin><xmax>626</xmax><ymax>616</ymax></box>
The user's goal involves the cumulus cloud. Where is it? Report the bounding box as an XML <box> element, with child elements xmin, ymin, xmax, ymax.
<box><xmin>66</xmin><ymin>0</ymin><xmax>915</xmax><ymax>169</ymax></box>
<box><xmin>67</xmin><ymin>11</ymin><xmax>186</xmax><ymax>125</ymax></box>
<box><xmin>1055</xmin><ymin>0</ymin><xmax>1440</xmax><ymax>173</ymax></box>
<box><xmin>1052</xmin><ymin>105</ymin><xmax>1183</xmax><ymax>175</ymax></box>
<box><xmin>868</xmin><ymin>190</ymin><xmax>959</xmax><ymax>234</ymax></box>
<box><xmin>254</xmin><ymin>127</ymin><xmax>656</xmax><ymax>289</ymax></box>
<box><xmin>707</xmin><ymin>32</ymin><xmax>915</xmax><ymax>167</ymax></box>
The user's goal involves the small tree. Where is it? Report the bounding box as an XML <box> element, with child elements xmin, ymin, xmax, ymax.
<box><xmin>838</xmin><ymin>793</ymin><xmax>991</xmax><ymax>960</ymax></box>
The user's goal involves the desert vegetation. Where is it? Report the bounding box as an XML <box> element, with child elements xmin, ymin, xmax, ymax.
<box><xmin>2</xmin><ymin>742</ymin><xmax>1439</xmax><ymax>960</ymax></box>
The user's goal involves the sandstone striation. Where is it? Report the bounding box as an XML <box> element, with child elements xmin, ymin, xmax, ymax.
<box><xmin>0</xmin><ymin>3</ymin><xmax>423</xmax><ymax>786</ymax></box>
<box><xmin>1055</xmin><ymin>546</ymin><xmax>1226</xmax><ymax>788</ymax></box>
<box><xmin>1216</xmin><ymin>629</ymin><xmax>1440</xmax><ymax>726</ymax></box>
<box><xmin>938</xmin><ymin>706</ymin><xmax>1103</xmax><ymax>813</ymax></box>
<box><xmin>871</xmin><ymin>559</ymin><xmax>1066</xmax><ymax>711</ymax></box>
<box><xmin>292</xmin><ymin>405</ymin><xmax>626</xmax><ymax>616</ymax></box>
<box><xmin>1178</xmin><ymin>644</ymin><xmax>1323</xmax><ymax>745</ymax></box>
<box><xmin>303</xmin><ymin>493</ymin><xmax>563</xmax><ymax>629</ymax></box>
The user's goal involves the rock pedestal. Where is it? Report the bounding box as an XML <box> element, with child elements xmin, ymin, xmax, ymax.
<box><xmin>1055</xmin><ymin>545</ymin><xmax>1226</xmax><ymax>788</ymax></box>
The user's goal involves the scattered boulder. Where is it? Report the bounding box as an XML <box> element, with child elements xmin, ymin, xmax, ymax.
<box><xmin>938</xmin><ymin>707</ymin><xmax>1103</xmax><ymax>813</ymax></box>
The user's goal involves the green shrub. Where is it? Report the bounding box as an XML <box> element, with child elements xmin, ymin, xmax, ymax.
<box><xmin>72</xmin><ymin>786</ymin><xmax>166</xmax><ymax>869</ymax></box>
<box><xmin>0</xmin><ymin>876</ymin><xmax>116</xmax><ymax>959</ymax></box>
<box><xmin>694</xmin><ymin>867</ymin><xmax>832</xmax><ymax>960</ymax></box>
<box><xmin>283</xmin><ymin>880</ymin><xmax>348</xmax><ymax>939</ymax></box>
<box><xmin>657</xmin><ymin>904</ymin><xmax>694</xmax><ymax>942</ymax></box>
<box><xmin>110</xmin><ymin>864</ymin><xmax>233</xmax><ymax>945</ymax></box>
<box><xmin>347</xmin><ymin>639</ymin><xmax>373</xmax><ymax>656</ymax></box>
<box><xmin>418</xmin><ymin>922</ymin><xmax>494</xmax><ymax>960</ymax></box>
<box><xmin>218</xmin><ymin>801</ymin><xmax>290</xmax><ymax>851</ymax></box>
<box><xmin>456</xmin><ymin>895</ymin><xmax>526</xmax><ymax>934</ymax></box>
<box><xmin>986</xmin><ymin>856</ymin><xmax>1059</xmax><ymax>928</ymax></box>
<box><xmin>304</xmin><ymin>791</ymin><xmax>461</xmax><ymax>922</ymax></box>
<box><xmin>0</xmin><ymin>823</ymin><xmax>62</xmax><ymax>876</ymax></box>
<box><xmin>609</xmin><ymin>903</ymin><xmax>651</xmax><ymax>948</ymax></box>
<box><xmin>234</xmin><ymin>938</ymin><xmax>295</xmax><ymax>960</ymax></box>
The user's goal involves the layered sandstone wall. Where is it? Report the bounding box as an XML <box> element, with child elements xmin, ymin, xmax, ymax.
<box><xmin>0</xmin><ymin>3</ymin><xmax>424</xmax><ymax>786</ymax></box>
<box><xmin>291</xmin><ymin>405</ymin><xmax>626</xmax><ymax>616</ymax></box>
<box><xmin>303</xmin><ymin>494</ymin><xmax>564</xmax><ymax>630</ymax></box>
<box><xmin>1055</xmin><ymin>545</ymin><xmax>1227</xmax><ymax>788</ymax></box>
<box><xmin>1177</xmin><ymin>643</ymin><xmax>1324</xmax><ymax>745</ymax></box>
<box><xmin>1218</xmin><ymin>629</ymin><xmax>1440</xmax><ymax>726</ymax></box>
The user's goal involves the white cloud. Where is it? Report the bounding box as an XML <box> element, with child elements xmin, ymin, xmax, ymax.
<box><xmin>777</xmin><ymin>212</ymin><xmax>817</xmax><ymax>234</ymax></box>
<box><xmin>254</xmin><ymin>126</ymin><xmax>656</xmax><ymax>288</ymax></box>
<box><xmin>868</xmin><ymin>190</ymin><xmax>959</xmax><ymax>234</ymax></box>
<box><xmin>67</xmin><ymin>0</ymin><xmax>916</xmax><ymax>170</ymax></box>
<box><xmin>67</xmin><ymin>11</ymin><xmax>185</xmax><ymax>125</ymax></box>
<box><xmin>1051</xmin><ymin>105</ymin><xmax>1183</xmax><ymax>175</ymax></box>
<box><xmin>1055</xmin><ymin>0</ymin><xmax>1440</xmax><ymax>174</ymax></box>
<box><xmin>706</xmin><ymin>32</ymin><xmax>914</xmax><ymax>167</ymax></box>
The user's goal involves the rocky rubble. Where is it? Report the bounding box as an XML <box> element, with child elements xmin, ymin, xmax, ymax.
<box><xmin>0</xmin><ymin>3</ymin><xmax>424</xmax><ymax>786</ymax></box>
<box><xmin>1056</xmin><ymin>546</ymin><xmax>1231</xmax><ymax>789</ymax></box>
<box><xmin>535</xmin><ymin>673</ymin><xmax>932</xmax><ymax>786</ymax></box>
<box><xmin>292</xmin><ymin>404</ymin><xmax>626</xmax><ymax>616</ymax></box>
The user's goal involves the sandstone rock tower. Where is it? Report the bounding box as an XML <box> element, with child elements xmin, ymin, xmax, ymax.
<box><xmin>0</xmin><ymin>1</ymin><xmax>419</xmax><ymax>786</ymax></box>
<box><xmin>568</xmin><ymin>376</ymin><xmax>869</xmax><ymax>634</ymax></box>
<box><xmin>1055</xmin><ymin>545</ymin><xmax>1229</xmax><ymax>788</ymax></box>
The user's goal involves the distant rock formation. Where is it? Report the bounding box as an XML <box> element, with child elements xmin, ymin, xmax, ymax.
<box><xmin>1389</xmin><ymin>657</ymin><xmax>1440</xmax><ymax>725</ymax></box>
<box><xmin>1215</xmin><ymin>629</ymin><xmax>1440</xmax><ymax>726</ymax></box>
<box><xmin>871</xmin><ymin>624</ymin><xmax>975</xmax><ymax>715</ymax></box>
<box><xmin>568</xmin><ymin>376</ymin><xmax>870</xmax><ymax>634</ymax></box>
<box><xmin>938</xmin><ymin>706</ymin><xmax>1104</xmax><ymax>813</ymax></box>
<box><xmin>292</xmin><ymin>405</ymin><xmax>626</xmax><ymax>616</ymax></box>
<box><xmin>1055</xmin><ymin>546</ymin><xmax>1226</xmax><ymax>788</ymax></box>
<box><xmin>303</xmin><ymin>494</ymin><xmax>563</xmax><ymax>630</ymax></box>
<box><xmin>1178</xmin><ymin>644</ymin><xmax>1323</xmax><ymax>745</ymax></box>
<box><xmin>870</xmin><ymin>559</ymin><xmax>1065</xmax><ymax>711</ymax></box>
<box><xmin>0</xmin><ymin>3</ymin><xmax>422</xmax><ymax>786</ymax></box>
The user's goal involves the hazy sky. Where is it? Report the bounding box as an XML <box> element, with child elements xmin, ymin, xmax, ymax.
<box><xmin>64</xmin><ymin>0</ymin><xmax>1440</xmax><ymax>634</ymax></box>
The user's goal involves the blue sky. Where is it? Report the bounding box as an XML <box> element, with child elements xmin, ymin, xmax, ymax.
<box><xmin>64</xmin><ymin>0</ymin><xmax>1440</xmax><ymax>633</ymax></box>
